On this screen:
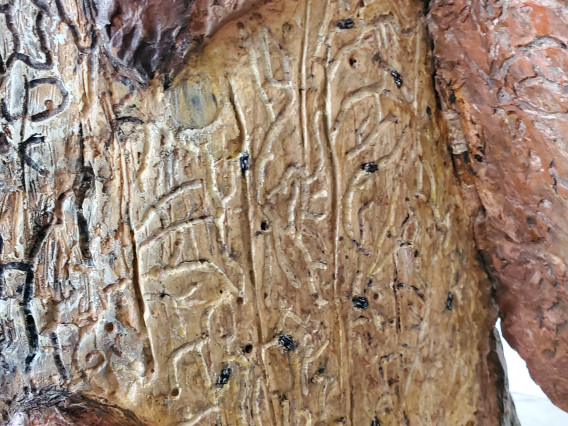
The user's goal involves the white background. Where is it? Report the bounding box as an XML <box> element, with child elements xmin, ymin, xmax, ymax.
<box><xmin>497</xmin><ymin>320</ymin><xmax>568</xmax><ymax>425</ymax></box>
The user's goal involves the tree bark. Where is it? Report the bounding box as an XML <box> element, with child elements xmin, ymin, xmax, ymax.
<box><xmin>0</xmin><ymin>0</ymin><xmax>517</xmax><ymax>424</ymax></box>
<box><xmin>429</xmin><ymin>0</ymin><xmax>568</xmax><ymax>410</ymax></box>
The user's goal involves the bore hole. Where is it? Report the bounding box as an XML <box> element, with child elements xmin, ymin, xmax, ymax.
<box><xmin>171</xmin><ymin>388</ymin><xmax>179</xmax><ymax>397</ymax></box>
<box><xmin>104</xmin><ymin>323</ymin><xmax>114</xmax><ymax>333</ymax></box>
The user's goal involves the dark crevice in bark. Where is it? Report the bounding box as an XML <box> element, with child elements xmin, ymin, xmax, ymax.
<box><xmin>73</xmin><ymin>126</ymin><xmax>95</xmax><ymax>265</ymax></box>
<box><xmin>50</xmin><ymin>332</ymin><xmax>69</xmax><ymax>381</ymax></box>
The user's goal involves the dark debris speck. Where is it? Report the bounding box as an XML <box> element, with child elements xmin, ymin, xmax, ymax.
<box><xmin>390</xmin><ymin>70</ymin><xmax>403</xmax><ymax>88</ymax></box>
<box><xmin>352</xmin><ymin>296</ymin><xmax>369</xmax><ymax>309</ymax></box>
<box><xmin>445</xmin><ymin>292</ymin><xmax>454</xmax><ymax>311</ymax></box>
<box><xmin>239</xmin><ymin>151</ymin><xmax>249</xmax><ymax>175</ymax></box>
<box><xmin>215</xmin><ymin>366</ymin><xmax>232</xmax><ymax>387</ymax></box>
<box><xmin>278</xmin><ymin>334</ymin><xmax>296</xmax><ymax>351</ymax></box>
<box><xmin>362</xmin><ymin>162</ymin><xmax>378</xmax><ymax>173</ymax></box>
<box><xmin>449</xmin><ymin>90</ymin><xmax>457</xmax><ymax>104</ymax></box>
<box><xmin>336</xmin><ymin>18</ymin><xmax>355</xmax><ymax>29</ymax></box>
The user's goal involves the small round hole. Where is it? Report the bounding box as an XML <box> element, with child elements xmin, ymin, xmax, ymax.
<box><xmin>243</xmin><ymin>344</ymin><xmax>253</xmax><ymax>353</ymax></box>
<box><xmin>261</xmin><ymin>220</ymin><xmax>270</xmax><ymax>231</ymax></box>
<box><xmin>104</xmin><ymin>323</ymin><xmax>114</xmax><ymax>333</ymax></box>
<box><xmin>171</xmin><ymin>388</ymin><xmax>179</xmax><ymax>397</ymax></box>
<box><xmin>237</xmin><ymin>297</ymin><xmax>244</xmax><ymax>305</ymax></box>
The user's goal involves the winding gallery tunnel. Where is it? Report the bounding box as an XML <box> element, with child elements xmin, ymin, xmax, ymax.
<box><xmin>0</xmin><ymin>0</ymin><xmax>567</xmax><ymax>424</ymax></box>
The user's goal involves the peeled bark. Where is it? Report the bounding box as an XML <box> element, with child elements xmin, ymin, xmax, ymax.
<box><xmin>0</xmin><ymin>0</ymin><xmax>523</xmax><ymax>424</ymax></box>
<box><xmin>429</xmin><ymin>0</ymin><xmax>568</xmax><ymax>410</ymax></box>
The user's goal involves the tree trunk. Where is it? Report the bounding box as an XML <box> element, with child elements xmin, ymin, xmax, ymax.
<box><xmin>0</xmin><ymin>0</ymin><xmax>518</xmax><ymax>424</ymax></box>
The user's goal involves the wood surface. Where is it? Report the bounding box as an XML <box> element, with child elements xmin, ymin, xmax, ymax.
<box><xmin>0</xmin><ymin>0</ymin><xmax>517</xmax><ymax>424</ymax></box>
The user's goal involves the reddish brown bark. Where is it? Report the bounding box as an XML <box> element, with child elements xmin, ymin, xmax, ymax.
<box><xmin>429</xmin><ymin>0</ymin><xmax>568</xmax><ymax>410</ymax></box>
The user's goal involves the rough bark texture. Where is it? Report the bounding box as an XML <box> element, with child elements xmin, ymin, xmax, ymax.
<box><xmin>8</xmin><ymin>390</ymin><xmax>145</xmax><ymax>425</ymax></box>
<box><xmin>429</xmin><ymin>0</ymin><xmax>568</xmax><ymax>410</ymax></box>
<box><xmin>0</xmin><ymin>0</ymin><xmax>519</xmax><ymax>424</ymax></box>
<box><xmin>95</xmin><ymin>0</ymin><xmax>261</xmax><ymax>80</ymax></box>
